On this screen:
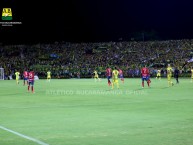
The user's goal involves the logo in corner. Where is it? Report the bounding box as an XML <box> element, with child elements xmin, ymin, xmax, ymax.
<box><xmin>2</xmin><ymin>8</ymin><xmax>12</xmax><ymax>20</ymax></box>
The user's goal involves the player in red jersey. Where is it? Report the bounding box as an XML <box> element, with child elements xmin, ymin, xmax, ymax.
<box><xmin>23</xmin><ymin>70</ymin><xmax>29</xmax><ymax>86</ymax></box>
<box><xmin>106</xmin><ymin>67</ymin><xmax>112</xmax><ymax>86</ymax></box>
<box><xmin>118</xmin><ymin>68</ymin><xmax>124</xmax><ymax>84</ymax></box>
<box><xmin>28</xmin><ymin>70</ymin><xmax>35</xmax><ymax>93</ymax></box>
<box><xmin>141</xmin><ymin>65</ymin><xmax>151</xmax><ymax>88</ymax></box>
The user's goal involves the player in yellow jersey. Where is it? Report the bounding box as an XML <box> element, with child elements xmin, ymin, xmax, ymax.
<box><xmin>15</xmin><ymin>70</ymin><xmax>20</xmax><ymax>84</ymax></box>
<box><xmin>93</xmin><ymin>70</ymin><xmax>101</xmax><ymax>82</ymax></box>
<box><xmin>112</xmin><ymin>67</ymin><xmax>119</xmax><ymax>89</ymax></box>
<box><xmin>166</xmin><ymin>64</ymin><xmax>174</xmax><ymax>87</ymax></box>
<box><xmin>156</xmin><ymin>69</ymin><xmax>161</xmax><ymax>80</ymax></box>
<box><xmin>191</xmin><ymin>67</ymin><xmax>193</xmax><ymax>83</ymax></box>
<box><xmin>47</xmin><ymin>71</ymin><xmax>51</xmax><ymax>82</ymax></box>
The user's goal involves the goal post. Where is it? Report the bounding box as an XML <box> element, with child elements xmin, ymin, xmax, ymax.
<box><xmin>0</xmin><ymin>68</ymin><xmax>4</xmax><ymax>80</ymax></box>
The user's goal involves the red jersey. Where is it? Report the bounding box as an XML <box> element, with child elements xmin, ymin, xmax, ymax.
<box><xmin>23</xmin><ymin>71</ymin><xmax>29</xmax><ymax>78</ymax></box>
<box><xmin>28</xmin><ymin>71</ymin><xmax>35</xmax><ymax>81</ymax></box>
<box><xmin>141</xmin><ymin>67</ymin><xmax>149</xmax><ymax>77</ymax></box>
<box><xmin>106</xmin><ymin>68</ymin><xmax>112</xmax><ymax>76</ymax></box>
<box><xmin>119</xmin><ymin>69</ymin><xmax>123</xmax><ymax>75</ymax></box>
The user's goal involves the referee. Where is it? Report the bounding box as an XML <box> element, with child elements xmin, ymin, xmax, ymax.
<box><xmin>174</xmin><ymin>67</ymin><xmax>180</xmax><ymax>84</ymax></box>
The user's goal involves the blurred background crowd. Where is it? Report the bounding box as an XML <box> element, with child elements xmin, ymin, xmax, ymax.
<box><xmin>0</xmin><ymin>39</ymin><xmax>192</xmax><ymax>79</ymax></box>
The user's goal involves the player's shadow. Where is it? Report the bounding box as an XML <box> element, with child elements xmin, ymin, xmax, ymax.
<box><xmin>134</xmin><ymin>88</ymin><xmax>144</xmax><ymax>91</ymax></box>
<box><xmin>161</xmin><ymin>87</ymin><xmax>169</xmax><ymax>89</ymax></box>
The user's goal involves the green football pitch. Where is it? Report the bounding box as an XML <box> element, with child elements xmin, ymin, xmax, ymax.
<box><xmin>0</xmin><ymin>78</ymin><xmax>193</xmax><ymax>145</ymax></box>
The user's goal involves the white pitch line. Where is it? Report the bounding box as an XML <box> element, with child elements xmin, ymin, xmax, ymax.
<box><xmin>0</xmin><ymin>125</ymin><xmax>49</xmax><ymax>145</ymax></box>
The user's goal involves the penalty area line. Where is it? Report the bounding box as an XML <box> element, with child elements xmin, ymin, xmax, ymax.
<box><xmin>0</xmin><ymin>125</ymin><xmax>49</xmax><ymax>145</ymax></box>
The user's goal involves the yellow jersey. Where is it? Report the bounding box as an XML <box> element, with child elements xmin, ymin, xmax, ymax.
<box><xmin>15</xmin><ymin>72</ymin><xmax>20</xmax><ymax>79</ymax></box>
<box><xmin>157</xmin><ymin>70</ymin><xmax>161</xmax><ymax>74</ymax></box>
<box><xmin>167</xmin><ymin>67</ymin><xmax>172</xmax><ymax>77</ymax></box>
<box><xmin>94</xmin><ymin>71</ymin><xmax>98</xmax><ymax>77</ymax></box>
<box><xmin>94</xmin><ymin>71</ymin><xmax>98</xmax><ymax>75</ymax></box>
<box><xmin>47</xmin><ymin>71</ymin><xmax>51</xmax><ymax>77</ymax></box>
<box><xmin>112</xmin><ymin>69</ymin><xmax>119</xmax><ymax>80</ymax></box>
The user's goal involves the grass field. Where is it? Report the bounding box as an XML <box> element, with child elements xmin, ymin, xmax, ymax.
<box><xmin>0</xmin><ymin>78</ymin><xmax>193</xmax><ymax>145</ymax></box>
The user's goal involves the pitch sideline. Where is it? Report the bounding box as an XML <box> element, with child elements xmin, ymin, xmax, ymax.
<box><xmin>0</xmin><ymin>125</ymin><xmax>49</xmax><ymax>145</ymax></box>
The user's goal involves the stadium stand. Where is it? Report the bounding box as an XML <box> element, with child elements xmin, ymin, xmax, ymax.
<box><xmin>0</xmin><ymin>39</ymin><xmax>192</xmax><ymax>79</ymax></box>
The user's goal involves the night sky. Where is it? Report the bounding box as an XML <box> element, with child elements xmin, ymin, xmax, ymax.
<box><xmin>1</xmin><ymin>0</ymin><xmax>193</xmax><ymax>44</ymax></box>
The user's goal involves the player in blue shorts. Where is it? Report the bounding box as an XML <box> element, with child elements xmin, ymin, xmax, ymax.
<box><xmin>118</xmin><ymin>68</ymin><xmax>124</xmax><ymax>84</ymax></box>
<box><xmin>141</xmin><ymin>65</ymin><xmax>151</xmax><ymax>88</ymax></box>
<box><xmin>106</xmin><ymin>67</ymin><xmax>112</xmax><ymax>86</ymax></box>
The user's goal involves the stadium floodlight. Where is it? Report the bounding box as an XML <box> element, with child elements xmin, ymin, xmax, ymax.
<box><xmin>0</xmin><ymin>68</ymin><xmax>4</xmax><ymax>80</ymax></box>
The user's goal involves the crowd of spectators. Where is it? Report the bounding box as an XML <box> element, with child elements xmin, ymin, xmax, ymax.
<box><xmin>0</xmin><ymin>39</ymin><xmax>192</xmax><ymax>79</ymax></box>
